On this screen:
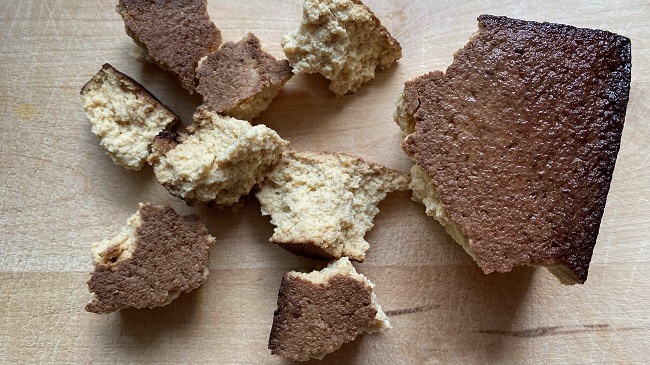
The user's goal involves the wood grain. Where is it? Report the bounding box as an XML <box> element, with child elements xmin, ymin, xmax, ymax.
<box><xmin>1</xmin><ymin>0</ymin><xmax>649</xmax><ymax>364</ymax></box>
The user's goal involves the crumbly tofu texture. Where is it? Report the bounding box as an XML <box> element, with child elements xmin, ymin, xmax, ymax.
<box><xmin>196</xmin><ymin>33</ymin><xmax>293</xmax><ymax>121</ymax></box>
<box><xmin>290</xmin><ymin>257</ymin><xmax>391</xmax><ymax>333</ymax></box>
<box><xmin>149</xmin><ymin>107</ymin><xmax>288</xmax><ymax>205</ymax></box>
<box><xmin>224</xmin><ymin>81</ymin><xmax>287</xmax><ymax>121</ymax></box>
<box><xmin>256</xmin><ymin>149</ymin><xmax>410</xmax><ymax>261</ymax></box>
<box><xmin>282</xmin><ymin>0</ymin><xmax>402</xmax><ymax>96</ymax></box>
<box><xmin>394</xmin><ymin>91</ymin><xmax>416</xmax><ymax>139</ymax></box>
<box><xmin>81</xmin><ymin>64</ymin><xmax>178</xmax><ymax>170</ymax></box>
<box><xmin>409</xmin><ymin>165</ymin><xmax>480</xmax><ymax>264</ymax></box>
<box><xmin>91</xmin><ymin>208</ymin><xmax>141</xmax><ymax>265</ymax></box>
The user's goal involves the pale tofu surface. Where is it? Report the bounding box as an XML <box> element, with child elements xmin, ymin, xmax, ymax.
<box><xmin>281</xmin><ymin>0</ymin><xmax>401</xmax><ymax>95</ymax></box>
<box><xmin>91</xmin><ymin>209</ymin><xmax>141</xmax><ymax>265</ymax></box>
<box><xmin>150</xmin><ymin>108</ymin><xmax>288</xmax><ymax>205</ymax></box>
<box><xmin>256</xmin><ymin>149</ymin><xmax>409</xmax><ymax>261</ymax></box>
<box><xmin>81</xmin><ymin>65</ymin><xmax>177</xmax><ymax>170</ymax></box>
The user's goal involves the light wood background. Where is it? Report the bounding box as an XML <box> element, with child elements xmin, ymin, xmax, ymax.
<box><xmin>1</xmin><ymin>0</ymin><xmax>649</xmax><ymax>364</ymax></box>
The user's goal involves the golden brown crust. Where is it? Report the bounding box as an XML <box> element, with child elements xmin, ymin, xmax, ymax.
<box><xmin>85</xmin><ymin>204</ymin><xmax>214</xmax><ymax>313</ymax></box>
<box><xmin>402</xmin><ymin>15</ymin><xmax>631</xmax><ymax>283</ymax></box>
<box><xmin>195</xmin><ymin>33</ymin><xmax>293</xmax><ymax>116</ymax></box>
<box><xmin>117</xmin><ymin>0</ymin><xmax>222</xmax><ymax>91</ymax></box>
<box><xmin>268</xmin><ymin>273</ymin><xmax>376</xmax><ymax>361</ymax></box>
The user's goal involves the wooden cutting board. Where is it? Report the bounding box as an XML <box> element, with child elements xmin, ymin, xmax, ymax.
<box><xmin>1</xmin><ymin>0</ymin><xmax>649</xmax><ymax>363</ymax></box>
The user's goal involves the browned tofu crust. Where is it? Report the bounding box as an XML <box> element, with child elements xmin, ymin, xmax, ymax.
<box><xmin>117</xmin><ymin>0</ymin><xmax>222</xmax><ymax>91</ymax></box>
<box><xmin>402</xmin><ymin>15</ymin><xmax>631</xmax><ymax>283</ymax></box>
<box><xmin>196</xmin><ymin>33</ymin><xmax>293</xmax><ymax>116</ymax></box>
<box><xmin>86</xmin><ymin>204</ymin><xmax>213</xmax><ymax>313</ymax></box>
<box><xmin>268</xmin><ymin>273</ymin><xmax>377</xmax><ymax>361</ymax></box>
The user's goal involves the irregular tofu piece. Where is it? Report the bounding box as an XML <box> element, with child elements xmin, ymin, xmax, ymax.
<box><xmin>81</xmin><ymin>63</ymin><xmax>178</xmax><ymax>170</ymax></box>
<box><xmin>281</xmin><ymin>0</ymin><xmax>402</xmax><ymax>96</ymax></box>
<box><xmin>269</xmin><ymin>257</ymin><xmax>390</xmax><ymax>361</ymax></box>
<box><xmin>196</xmin><ymin>33</ymin><xmax>293</xmax><ymax>121</ymax></box>
<box><xmin>116</xmin><ymin>0</ymin><xmax>222</xmax><ymax>91</ymax></box>
<box><xmin>149</xmin><ymin>107</ymin><xmax>288</xmax><ymax>206</ymax></box>
<box><xmin>397</xmin><ymin>15</ymin><xmax>631</xmax><ymax>284</ymax></box>
<box><xmin>86</xmin><ymin>203</ymin><xmax>215</xmax><ymax>314</ymax></box>
<box><xmin>256</xmin><ymin>149</ymin><xmax>409</xmax><ymax>261</ymax></box>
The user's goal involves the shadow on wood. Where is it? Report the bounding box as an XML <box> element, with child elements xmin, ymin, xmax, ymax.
<box><xmin>115</xmin><ymin>287</ymin><xmax>203</xmax><ymax>352</ymax></box>
<box><xmin>447</xmin><ymin>265</ymin><xmax>535</xmax><ymax>363</ymax></box>
<box><xmin>257</xmin><ymin>64</ymin><xmax>401</xmax><ymax>152</ymax></box>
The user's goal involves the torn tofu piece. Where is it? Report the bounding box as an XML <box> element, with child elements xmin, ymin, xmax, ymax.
<box><xmin>256</xmin><ymin>149</ymin><xmax>409</xmax><ymax>261</ymax></box>
<box><xmin>81</xmin><ymin>63</ymin><xmax>179</xmax><ymax>170</ymax></box>
<box><xmin>148</xmin><ymin>107</ymin><xmax>288</xmax><ymax>206</ymax></box>
<box><xmin>86</xmin><ymin>203</ymin><xmax>215</xmax><ymax>314</ymax></box>
<box><xmin>281</xmin><ymin>0</ymin><xmax>402</xmax><ymax>96</ymax></box>
<box><xmin>116</xmin><ymin>0</ymin><xmax>222</xmax><ymax>91</ymax></box>
<box><xmin>269</xmin><ymin>257</ymin><xmax>390</xmax><ymax>361</ymax></box>
<box><xmin>397</xmin><ymin>15</ymin><xmax>631</xmax><ymax>284</ymax></box>
<box><xmin>196</xmin><ymin>33</ymin><xmax>293</xmax><ymax>121</ymax></box>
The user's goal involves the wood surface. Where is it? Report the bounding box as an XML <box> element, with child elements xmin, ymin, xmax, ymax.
<box><xmin>1</xmin><ymin>0</ymin><xmax>649</xmax><ymax>364</ymax></box>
